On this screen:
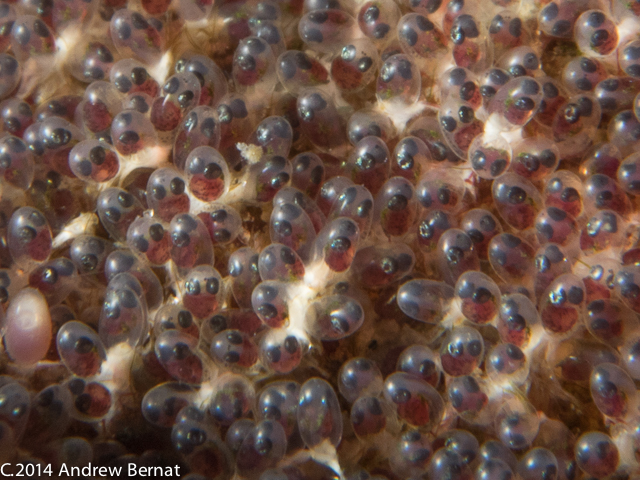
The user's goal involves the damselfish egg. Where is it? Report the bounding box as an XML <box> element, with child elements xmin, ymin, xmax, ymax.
<box><xmin>4</xmin><ymin>288</ymin><xmax>51</xmax><ymax>365</ymax></box>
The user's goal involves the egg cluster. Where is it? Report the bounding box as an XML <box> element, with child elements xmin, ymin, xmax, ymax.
<box><xmin>3</xmin><ymin>0</ymin><xmax>640</xmax><ymax>478</ymax></box>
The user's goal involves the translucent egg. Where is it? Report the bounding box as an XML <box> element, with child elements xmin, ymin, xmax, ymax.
<box><xmin>257</xmin><ymin>381</ymin><xmax>300</xmax><ymax>439</ymax></box>
<box><xmin>297</xmin><ymin>88</ymin><xmax>347</xmax><ymax>152</ymax></box>
<box><xmin>232</xmin><ymin>37</ymin><xmax>277</xmax><ymax>92</ymax></box>
<box><xmin>7</xmin><ymin>206</ymin><xmax>52</xmax><ymax>269</ymax></box>
<box><xmin>154</xmin><ymin>330</ymin><xmax>202</xmax><ymax>384</ymax></box>
<box><xmin>383</xmin><ymin>372</ymin><xmax>444</xmax><ymax>429</ymax></box>
<box><xmin>428</xmin><ymin>449</ymin><xmax>473</xmax><ymax>480</ymax></box>
<box><xmin>396</xmin><ymin>345</ymin><xmax>442</xmax><ymax>387</ymax></box>
<box><xmin>486</xmin><ymin>343</ymin><xmax>528</xmax><ymax>383</ymax></box>
<box><xmin>345</xmin><ymin>135</ymin><xmax>391</xmax><ymax>195</ymax></box>
<box><xmin>440</xmin><ymin>326</ymin><xmax>484</xmax><ymax>376</ymax></box>
<box><xmin>358</xmin><ymin>0</ymin><xmax>400</xmax><ymax>44</ymax></box>
<box><xmin>575</xmin><ymin>432</ymin><xmax>619</xmax><ymax>478</ymax></box>
<box><xmin>297</xmin><ymin>378</ymin><xmax>342</xmax><ymax>448</ymax></box>
<box><xmin>0</xmin><ymin>381</ymin><xmax>30</xmax><ymax>441</ymax></box>
<box><xmin>590</xmin><ymin>362</ymin><xmax>636</xmax><ymax>419</ymax></box>
<box><xmin>332</xmin><ymin>39</ymin><xmax>380</xmax><ymax>94</ymax></box>
<box><xmin>376</xmin><ymin>54</ymin><xmax>421</xmax><ymax>106</ymax></box>
<box><xmin>270</xmin><ymin>202</ymin><xmax>316</xmax><ymax>262</ymax></box>
<box><xmin>104</xmin><ymin>252</ymin><xmax>161</xmax><ymax>314</ymax></box>
<box><xmin>174</xmin><ymin>108</ymin><xmax>222</xmax><ymax>172</ymax></box>
<box><xmin>534</xmin><ymin>244</ymin><xmax>572</xmax><ymax>300</ymax></box>
<box><xmin>374</xmin><ymin>176</ymin><xmax>418</xmax><ymax>237</ymax></box>
<box><xmin>350</xmin><ymin>396</ymin><xmax>388</xmax><ymax>439</ymax></box>
<box><xmin>492</xmin><ymin>173</ymin><xmax>543</xmax><ymax>231</ymax></box>
<box><xmin>517</xmin><ymin>447</ymin><xmax>558</xmax><ymax>480</ymax></box>
<box><xmin>258</xmin><ymin>243</ymin><xmax>305</xmax><ymax>282</ymax></box>
<box><xmin>226</xmin><ymin>419</ymin><xmax>255</xmax><ymax>454</ymax></box>
<box><xmin>65</xmin><ymin>378</ymin><xmax>112</xmax><ymax>421</ymax></box>
<box><xmin>229</xmin><ymin>247</ymin><xmax>261</xmax><ymax>309</ymax></box>
<box><xmin>153</xmin><ymin>305</ymin><xmax>199</xmax><ymax>339</ymax></box>
<box><xmin>141</xmin><ymin>382</ymin><xmax>195</xmax><ymax>428</ymax></box>
<box><xmin>468</xmin><ymin>133</ymin><xmax>511</xmax><ymax>179</ymax></box>
<box><xmin>111</xmin><ymin>109</ymin><xmax>157</xmax><ymax>155</ymax></box>
<box><xmin>439</xmin><ymin>96</ymin><xmax>483</xmax><ymax>158</ymax></box>
<box><xmin>252</xmin><ymin>281</ymin><xmax>289</xmax><ymax>329</ymax></box>
<box><xmin>57</xmin><ymin>321</ymin><xmax>106</xmax><ymax>377</ymax></box>
<box><xmin>397</xmin><ymin>279</ymin><xmax>455</xmax><ymax>324</ymax></box>
<box><xmin>436</xmin><ymin>229</ymin><xmax>479</xmax><ymax>285</ymax></box>
<box><xmin>328</xmin><ymin>184</ymin><xmax>374</xmax><ymax>237</ymax></box>
<box><xmin>70</xmin><ymin>235</ymin><xmax>114</xmax><ymax>276</ymax></box>
<box><xmin>210</xmin><ymin>329</ymin><xmax>258</xmax><ymax>370</ymax></box>
<box><xmin>494</xmin><ymin>395</ymin><xmax>540</xmax><ymax>450</ymax></box>
<box><xmin>348</xmin><ymin>109</ymin><xmax>395</xmax><ymax>147</ymax></box>
<box><xmin>96</xmin><ymin>188</ymin><xmax>144</xmax><ymax>242</ymax></box>
<box><xmin>338</xmin><ymin>358</ymin><xmax>383</xmax><ymax>402</ymax></box>
<box><xmin>0</xmin><ymin>135</ymin><xmax>34</xmax><ymax>189</ymax></box>
<box><xmin>351</xmin><ymin>243</ymin><xmax>415</xmax><ymax>289</ymax></box>
<box><xmin>169</xmin><ymin>213</ymin><xmax>214</xmax><ymax>272</ymax></box>
<box><xmin>126</xmin><ymin>216</ymin><xmax>170</xmax><ymax>266</ymax></box>
<box><xmin>260</xmin><ymin>329</ymin><xmax>305</xmax><ymax>374</ymax></box>
<box><xmin>455</xmin><ymin>271</ymin><xmax>501</xmax><ymax>325</ymax></box>
<box><xmin>236</xmin><ymin>420</ymin><xmax>287</xmax><ymax>477</ymax></box>
<box><xmin>489</xmin><ymin>233</ymin><xmax>536</xmax><ymax>288</ymax></box>
<box><xmin>182</xmin><ymin>265</ymin><xmax>222</xmax><ymax>319</ymax></box>
<box><xmin>398</xmin><ymin>13</ymin><xmax>447</xmax><ymax>61</ymax></box>
<box><xmin>298</xmin><ymin>9</ymin><xmax>357</xmax><ymax>54</ymax></box>
<box><xmin>488</xmin><ymin>77</ymin><xmax>543</xmax><ymax>130</ymax></box>
<box><xmin>306</xmin><ymin>294</ymin><xmax>364</xmax><ymax>341</ymax></box>
<box><xmin>10</xmin><ymin>16</ymin><xmax>54</xmax><ymax>60</ymax></box>
<box><xmin>208</xmin><ymin>374</ymin><xmax>255</xmax><ymax>426</ymax></box>
<box><xmin>544</xmin><ymin>170</ymin><xmax>584</xmax><ymax>217</ymax></box>
<box><xmin>99</xmin><ymin>273</ymin><xmax>147</xmax><ymax>348</ymax></box>
<box><xmin>276</xmin><ymin>51</ymin><xmax>329</xmax><ymax>95</ymax></box>
<box><xmin>460</xmin><ymin>209</ymin><xmax>502</xmax><ymax>259</ymax></box>
<box><xmin>574</xmin><ymin>10</ymin><xmax>618</xmax><ymax>57</ymax></box>
<box><xmin>110</xmin><ymin>10</ymin><xmax>164</xmax><ymax>65</ymax></box>
<box><xmin>69</xmin><ymin>140</ymin><xmax>119</xmax><ymax>183</ymax></box>
<box><xmin>447</xmin><ymin>375</ymin><xmax>489</xmax><ymax>423</ymax></box>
